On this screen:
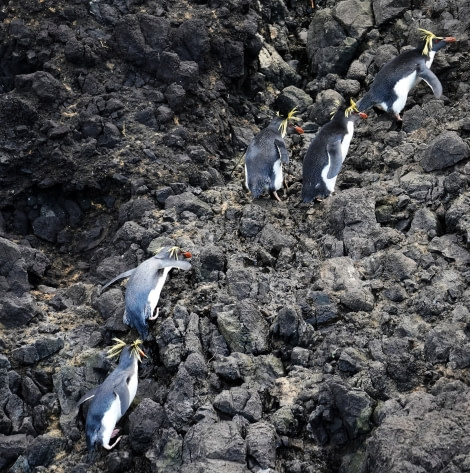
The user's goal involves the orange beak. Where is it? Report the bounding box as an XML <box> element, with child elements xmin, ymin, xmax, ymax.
<box><xmin>294</xmin><ymin>125</ymin><xmax>304</xmax><ymax>134</ymax></box>
<box><xmin>444</xmin><ymin>37</ymin><xmax>457</xmax><ymax>43</ymax></box>
<box><xmin>359</xmin><ymin>112</ymin><xmax>368</xmax><ymax>119</ymax></box>
<box><xmin>139</xmin><ymin>348</ymin><xmax>147</xmax><ymax>359</ymax></box>
<box><xmin>182</xmin><ymin>251</ymin><xmax>192</xmax><ymax>258</ymax></box>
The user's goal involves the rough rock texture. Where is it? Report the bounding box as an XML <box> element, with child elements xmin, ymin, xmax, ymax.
<box><xmin>0</xmin><ymin>0</ymin><xmax>469</xmax><ymax>472</ymax></box>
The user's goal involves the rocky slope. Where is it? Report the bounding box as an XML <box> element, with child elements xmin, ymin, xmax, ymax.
<box><xmin>1</xmin><ymin>0</ymin><xmax>470</xmax><ymax>472</ymax></box>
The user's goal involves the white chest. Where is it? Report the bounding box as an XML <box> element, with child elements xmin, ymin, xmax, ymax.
<box><xmin>147</xmin><ymin>267</ymin><xmax>171</xmax><ymax>316</ymax></box>
<box><xmin>273</xmin><ymin>159</ymin><xmax>283</xmax><ymax>191</ymax></box>
<box><xmin>127</xmin><ymin>362</ymin><xmax>138</xmax><ymax>404</ymax></box>
<box><xmin>340</xmin><ymin>121</ymin><xmax>354</xmax><ymax>160</ymax></box>
<box><xmin>425</xmin><ymin>51</ymin><xmax>435</xmax><ymax>68</ymax></box>
<box><xmin>392</xmin><ymin>71</ymin><xmax>417</xmax><ymax>113</ymax></box>
<box><xmin>100</xmin><ymin>394</ymin><xmax>122</xmax><ymax>445</ymax></box>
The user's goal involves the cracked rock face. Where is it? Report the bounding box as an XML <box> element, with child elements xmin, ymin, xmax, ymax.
<box><xmin>0</xmin><ymin>0</ymin><xmax>469</xmax><ymax>472</ymax></box>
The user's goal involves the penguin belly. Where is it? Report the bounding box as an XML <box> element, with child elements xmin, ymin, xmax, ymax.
<box><xmin>99</xmin><ymin>393</ymin><xmax>122</xmax><ymax>447</ymax></box>
<box><xmin>320</xmin><ymin>165</ymin><xmax>337</xmax><ymax>194</ymax></box>
<box><xmin>392</xmin><ymin>71</ymin><xmax>417</xmax><ymax>114</ymax></box>
<box><xmin>147</xmin><ymin>267</ymin><xmax>171</xmax><ymax>317</ymax></box>
<box><xmin>272</xmin><ymin>159</ymin><xmax>283</xmax><ymax>191</ymax></box>
<box><xmin>127</xmin><ymin>364</ymin><xmax>138</xmax><ymax>403</ymax></box>
<box><xmin>340</xmin><ymin>121</ymin><xmax>354</xmax><ymax>159</ymax></box>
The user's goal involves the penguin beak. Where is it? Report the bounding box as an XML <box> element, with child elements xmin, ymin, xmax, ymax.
<box><xmin>443</xmin><ymin>36</ymin><xmax>457</xmax><ymax>43</ymax></box>
<box><xmin>138</xmin><ymin>348</ymin><xmax>147</xmax><ymax>359</ymax></box>
<box><xmin>182</xmin><ymin>251</ymin><xmax>192</xmax><ymax>258</ymax></box>
<box><xmin>359</xmin><ymin>112</ymin><xmax>368</xmax><ymax>119</ymax></box>
<box><xmin>294</xmin><ymin>125</ymin><xmax>304</xmax><ymax>134</ymax></box>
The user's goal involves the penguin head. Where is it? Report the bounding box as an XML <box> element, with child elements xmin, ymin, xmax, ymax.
<box><xmin>275</xmin><ymin>108</ymin><xmax>304</xmax><ymax>137</ymax></box>
<box><xmin>418</xmin><ymin>28</ymin><xmax>456</xmax><ymax>55</ymax></box>
<box><xmin>107</xmin><ymin>338</ymin><xmax>147</xmax><ymax>368</ymax></box>
<box><xmin>153</xmin><ymin>246</ymin><xmax>192</xmax><ymax>261</ymax></box>
<box><xmin>344</xmin><ymin>98</ymin><xmax>368</xmax><ymax>121</ymax></box>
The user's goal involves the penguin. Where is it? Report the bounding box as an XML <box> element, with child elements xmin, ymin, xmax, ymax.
<box><xmin>100</xmin><ymin>246</ymin><xmax>192</xmax><ymax>339</ymax></box>
<box><xmin>357</xmin><ymin>28</ymin><xmax>456</xmax><ymax>120</ymax></box>
<box><xmin>301</xmin><ymin>99</ymin><xmax>367</xmax><ymax>203</ymax></box>
<box><xmin>77</xmin><ymin>339</ymin><xmax>146</xmax><ymax>452</ymax></box>
<box><xmin>244</xmin><ymin>108</ymin><xmax>303</xmax><ymax>202</ymax></box>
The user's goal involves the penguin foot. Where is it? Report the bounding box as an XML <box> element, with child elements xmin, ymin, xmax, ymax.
<box><xmin>103</xmin><ymin>436</ymin><xmax>122</xmax><ymax>450</ymax></box>
<box><xmin>271</xmin><ymin>191</ymin><xmax>282</xmax><ymax>202</ymax></box>
<box><xmin>395</xmin><ymin>113</ymin><xmax>403</xmax><ymax>121</ymax></box>
<box><xmin>148</xmin><ymin>307</ymin><xmax>159</xmax><ymax>321</ymax></box>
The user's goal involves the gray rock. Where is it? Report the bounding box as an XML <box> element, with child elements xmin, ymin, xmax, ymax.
<box><xmin>333</xmin><ymin>0</ymin><xmax>374</xmax><ymax>37</ymax></box>
<box><xmin>445</xmin><ymin>191</ymin><xmax>470</xmax><ymax>245</ymax></box>
<box><xmin>11</xmin><ymin>337</ymin><xmax>64</xmax><ymax>366</ymax></box>
<box><xmin>258</xmin><ymin>223</ymin><xmax>296</xmax><ymax>253</ymax></box>
<box><xmin>364</xmin><ymin>389</ymin><xmax>470</xmax><ymax>473</ymax></box>
<box><xmin>25</xmin><ymin>433</ymin><xmax>65</xmax><ymax>468</ymax></box>
<box><xmin>15</xmin><ymin>71</ymin><xmax>68</xmax><ymax>103</ymax></box>
<box><xmin>128</xmin><ymin>398</ymin><xmax>167</xmax><ymax>454</ymax></box>
<box><xmin>0</xmin><ymin>433</ymin><xmax>29</xmax><ymax>470</ymax></box>
<box><xmin>213</xmin><ymin>355</ymin><xmax>242</xmax><ymax>381</ymax></box>
<box><xmin>429</xmin><ymin>234</ymin><xmax>470</xmax><ymax>265</ymax></box>
<box><xmin>271</xmin><ymin>307</ymin><xmax>315</xmax><ymax>346</ymax></box>
<box><xmin>421</xmin><ymin>131</ymin><xmax>469</xmax><ymax>172</ymax></box>
<box><xmin>276</xmin><ymin>85</ymin><xmax>313</xmax><ymax>115</ymax></box>
<box><xmin>182</xmin><ymin>421</ymin><xmax>248</xmax><ymax>473</ymax></box>
<box><xmin>307</xmin><ymin>9</ymin><xmax>359</xmax><ymax>77</ymax></box>
<box><xmin>372</xmin><ymin>0</ymin><xmax>411</xmax><ymax>26</ymax></box>
<box><xmin>270</xmin><ymin>405</ymin><xmax>298</xmax><ymax>436</ymax></box>
<box><xmin>216</xmin><ymin>301</ymin><xmax>270</xmax><ymax>355</ymax></box>
<box><xmin>320</xmin><ymin>257</ymin><xmax>374</xmax><ymax>312</ymax></box>
<box><xmin>409</xmin><ymin>207</ymin><xmax>441</xmax><ymax>236</ymax></box>
<box><xmin>157</xmin><ymin>317</ymin><xmax>185</xmax><ymax>371</ymax></box>
<box><xmin>118</xmin><ymin>197</ymin><xmax>156</xmax><ymax>224</ymax></box>
<box><xmin>0</xmin><ymin>293</ymin><xmax>39</xmax><ymax>329</ymax></box>
<box><xmin>308</xmin><ymin>378</ymin><xmax>374</xmax><ymax>445</ymax></box>
<box><xmin>258</xmin><ymin>40</ymin><xmax>300</xmax><ymax>89</ymax></box>
<box><xmin>198</xmin><ymin>245</ymin><xmax>226</xmax><ymax>281</ymax></box>
<box><xmin>246</xmin><ymin>421</ymin><xmax>277</xmax><ymax>470</ymax></box>
<box><xmin>165</xmin><ymin>366</ymin><xmax>194</xmax><ymax>432</ymax></box>
<box><xmin>308</xmin><ymin>89</ymin><xmax>345</xmax><ymax>125</ymax></box>
<box><xmin>165</xmin><ymin>191</ymin><xmax>213</xmax><ymax>217</ymax></box>
<box><xmin>213</xmin><ymin>386</ymin><xmax>262</xmax><ymax>422</ymax></box>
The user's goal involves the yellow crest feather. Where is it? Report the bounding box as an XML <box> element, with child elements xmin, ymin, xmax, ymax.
<box><xmin>107</xmin><ymin>337</ymin><xmax>145</xmax><ymax>362</ymax></box>
<box><xmin>418</xmin><ymin>28</ymin><xmax>442</xmax><ymax>56</ymax></box>
<box><xmin>345</xmin><ymin>98</ymin><xmax>359</xmax><ymax>117</ymax></box>
<box><xmin>278</xmin><ymin>107</ymin><xmax>298</xmax><ymax>138</ymax></box>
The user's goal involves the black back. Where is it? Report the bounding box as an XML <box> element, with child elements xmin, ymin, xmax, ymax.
<box><xmin>245</xmin><ymin>117</ymin><xmax>287</xmax><ymax>198</ymax></box>
<box><xmin>302</xmin><ymin>109</ymin><xmax>355</xmax><ymax>202</ymax></box>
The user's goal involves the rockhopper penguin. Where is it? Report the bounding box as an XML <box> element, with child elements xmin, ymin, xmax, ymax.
<box><xmin>244</xmin><ymin>108</ymin><xmax>303</xmax><ymax>202</ymax></box>
<box><xmin>77</xmin><ymin>339</ymin><xmax>146</xmax><ymax>452</ymax></box>
<box><xmin>100</xmin><ymin>246</ymin><xmax>192</xmax><ymax>339</ymax></box>
<box><xmin>357</xmin><ymin>28</ymin><xmax>456</xmax><ymax>120</ymax></box>
<box><xmin>301</xmin><ymin>99</ymin><xmax>367</xmax><ymax>202</ymax></box>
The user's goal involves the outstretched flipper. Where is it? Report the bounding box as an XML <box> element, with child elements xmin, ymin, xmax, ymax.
<box><xmin>326</xmin><ymin>139</ymin><xmax>344</xmax><ymax>179</ymax></box>
<box><xmin>77</xmin><ymin>387</ymin><xmax>100</xmax><ymax>407</ymax></box>
<box><xmin>417</xmin><ymin>64</ymin><xmax>443</xmax><ymax>98</ymax></box>
<box><xmin>100</xmin><ymin>269</ymin><xmax>136</xmax><ymax>294</ymax></box>
<box><xmin>151</xmin><ymin>258</ymin><xmax>192</xmax><ymax>272</ymax></box>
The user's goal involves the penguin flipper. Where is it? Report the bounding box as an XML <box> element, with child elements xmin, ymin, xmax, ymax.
<box><xmin>113</xmin><ymin>376</ymin><xmax>131</xmax><ymax>414</ymax></box>
<box><xmin>417</xmin><ymin>65</ymin><xmax>443</xmax><ymax>98</ymax></box>
<box><xmin>274</xmin><ymin>139</ymin><xmax>289</xmax><ymax>164</ymax></box>
<box><xmin>100</xmin><ymin>269</ymin><xmax>136</xmax><ymax>294</ymax></box>
<box><xmin>326</xmin><ymin>140</ymin><xmax>343</xmax><ymax>179</ymax></box>
<box><xmin>77</xmin><ymin>387</ymin><xmax>100</xmax><ymax>406</ymax></box>
<box><xmin>152</xmin><ymin>258</ymin><xmax>192</xmax><ymax>271</ymax></box>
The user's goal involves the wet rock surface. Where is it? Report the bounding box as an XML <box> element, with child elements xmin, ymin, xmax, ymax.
<box><xmin>0</xmin><ymin>0</ymin><xmax>469</xmax><ymax>472</ymax></box>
